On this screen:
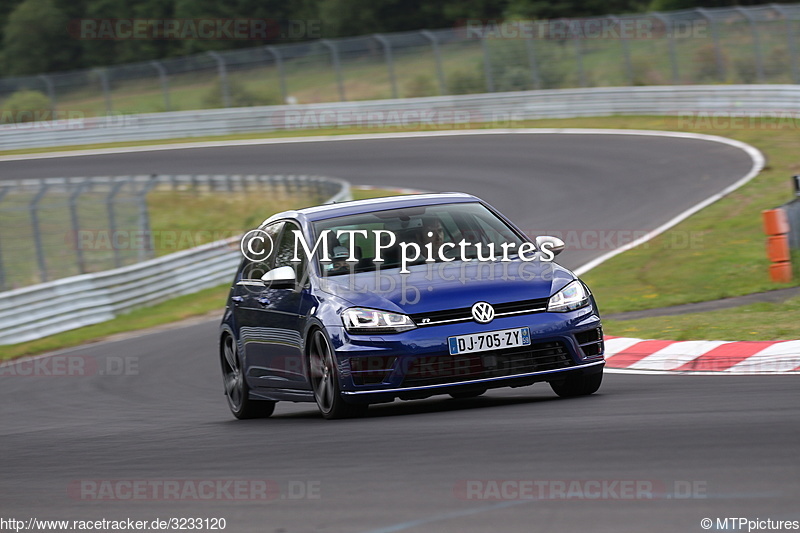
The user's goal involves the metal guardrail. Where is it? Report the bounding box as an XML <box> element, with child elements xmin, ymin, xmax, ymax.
<box><xmin>2</xmin><ymin>84</ymin><xmax>800</xmax><ymax>151</ymax></box>
<box><xmin>0</xmin><ymin>174</ymin><xmax>351</xmax><ymax>345</ymax></box>
<box><xmin>0</xmin><ymin>174</ymin><xmax>349</xmax><ymax>291</ymax></box>
<box><xmin>782</xmin><ymin>199</ymin><xmax>800</xmax><ymax>250</ymax></box>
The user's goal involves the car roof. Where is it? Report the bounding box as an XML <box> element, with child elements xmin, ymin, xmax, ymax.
<box><xmin>261</xmin><ymin>192</ymin><xmax>482</xmax><ymax>225</ymax></box>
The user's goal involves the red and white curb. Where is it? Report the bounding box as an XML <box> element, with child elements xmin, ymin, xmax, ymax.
<box><xmin>603</xmin><ymin>336</ymin><xmax>800</xmax><ymax>374</ymax></box>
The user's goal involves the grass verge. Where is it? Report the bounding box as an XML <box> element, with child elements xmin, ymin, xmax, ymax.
<box><xmin>0</xmin><ymin>284</ymin><xmax>229</xmax><ymax>361</ymax></box>
<box><xmin>604</xmin><ymin>296</ymin><xmax>800</xmax><ymax>342</ymax></box>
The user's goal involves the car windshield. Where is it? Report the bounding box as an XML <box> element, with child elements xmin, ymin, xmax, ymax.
<box><xmin>311</xmin><ymin>202</ymin><xmax>527</xmax><ymax>275</ymax></box>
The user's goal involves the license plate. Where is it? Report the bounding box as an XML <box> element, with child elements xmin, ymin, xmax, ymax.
<box><xmin>448</xmin><ymin>327</ymin><xmax>531</xmax><ymax>355</ymax></box>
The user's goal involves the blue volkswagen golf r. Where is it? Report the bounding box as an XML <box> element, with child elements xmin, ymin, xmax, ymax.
<box><xmin>219</xmin><ymin>193</ymin><xmax>604</xmax><ymax>419</ymax></box>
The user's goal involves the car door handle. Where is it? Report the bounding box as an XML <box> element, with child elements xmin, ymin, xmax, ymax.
<box><xmin>257</xmin><ymin>297</ymin><xmax>270</xmax><ymax>306</ymax></box>
<box><xmin>231</xmin><ymin>296</ymin><xmax>244</xmax><ymax>304</ymax></box>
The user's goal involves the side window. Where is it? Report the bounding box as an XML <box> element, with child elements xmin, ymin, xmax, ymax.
<box><xmin>273</xmin><ymin>222</ymin><xmax>307</xmax><ymax>282</ymax></box>
<box><xmin>242</xmin><ymin>222</ymin><xmax>283</xmax><ymax>280</ymax></box>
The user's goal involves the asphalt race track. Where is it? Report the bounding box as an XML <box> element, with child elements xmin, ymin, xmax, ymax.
<box><xmin>2</xmin><ymin>133</ymin><xmax>798</xmax><ymax>533</ymax></box>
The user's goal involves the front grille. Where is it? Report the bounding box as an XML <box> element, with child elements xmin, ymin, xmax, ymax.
<box><xmin>400</xmin><ymin>341</ymin><xmax>573</xmax><ymax>388</ymax></box>
<box><xmin>410</xmin><ymin>298</ymin><xmax>549</xmax><ymax>327</ymax></box>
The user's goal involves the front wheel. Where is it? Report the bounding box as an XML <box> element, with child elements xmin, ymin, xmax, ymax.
<box><xmin>550</xmin><ymin>370</ymin><xmax>603</xmax><ymax>398</ymax></box>
<box><xmin>308</xmin><ymin>329</ymin><xmax>368</xmax><ymax>420</ymax></box>
<box><xmin>221</xmin><ymin>334</ymin><xmax>276</xmax><ymax>419</ymax></box>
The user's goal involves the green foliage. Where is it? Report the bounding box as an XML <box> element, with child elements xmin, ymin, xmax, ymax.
<box><xmin>487</xmin><ymin>39</ymin><xmax>531</xmax><ymax>91</ymax></box>
<box><xmin>201</xmin><ymin>78</ymin><xmax>279</xmax><ymax>108</ymax></box>
<box><xmin>447</xmin><ymin>69</ymin><xmax>485</xmax><ymax>94</ymax></box>
<box><xmin>1</xmin><ymin>89</ymin><xmax>52</xmax><ymax>123</ymax></box>
<box><xmin>2</xmin><ymin>0</ymin><xmax>73</xmax><ymax>75</ymax></box>
<box><xmin>692</xmin><ymin>43</ymin><xmax>726</xmax><ymax>82</ymax></box>
<box><xmin>630</xmin><ymin>56</ymin><xmax>665</xmax><ymax>86</ymax></box>
<box><xmin>764</xmin><ymin>45</ymin><xmax>789</xmax><ymax>77</ymax></box>
<box><xmin>734</xmin><ymin>56</ymin><xmax>758</xmax><ymax>83</ymax></box>
<box><xmin>484</xmin><ymin>38</ymin><xmax>570</xmax><ymax>90</ymax></box>
<box><xmin>404</xmin><ymin>74</ymin><xmax>438</xmax><ymax>97</ymax></box>
<box><xmin>0</xmin><ymin>0</ymin><xmax>791</xmax><ymax>77</ymax></box>
<box><xmin>497</xmin><ymin>66</ymin><xmax>532</xmax><ymax>91</ymax></box>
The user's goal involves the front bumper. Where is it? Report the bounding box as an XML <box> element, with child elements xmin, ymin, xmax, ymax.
<box><xmin>328</xmin><ymin>307</ymin><xmax>604</xmax><ymax>400</ymax></box>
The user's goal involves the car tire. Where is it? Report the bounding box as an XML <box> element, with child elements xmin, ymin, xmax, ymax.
<box><xmin>308</xmin><ymin>329</ymin><xmax>368</xmax><ymax>420</ymax></box>
<box><xmin>221</xmin><ymin>334</ymin><xmax>276</xmax><ymax>419</ymax></box>
<box><xmin>449</xmin><ymin>389</ymin><xmax>487</xmax><ymax>399</ymax></box>
<box><xmin>549</xmin><ymin>370</ymin><xmax>603</xmax><ymax>398</ymax></box>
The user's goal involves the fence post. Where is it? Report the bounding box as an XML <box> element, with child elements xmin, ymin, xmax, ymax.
<box><xmin>136</xmin><ymin>175</ymin><xmax>160</xmax><ymax>262</ymax></box>
<box><xmin>321</xmin><ymin>39</ymin><xmax>346</xmax><ymax>102</ymax></box>
<box><xmin>770</xmin><ymin>4</ymin><xmax>799</xmax><ymax>84</ymax></box>
<box><xmin>525</xmin><ymin>34</ymin><xmax>542</xmax><ymax>90</ymax></box>
<box><xmin>571</xmin><ymin>22</ymin><xmax>586</xmax><ymax>87</ymax></box>
<box><xmin>207</xmin><ymin>51</ymin><xmax>231</xmax><ymax>108</ymax></box>
<box><xmin>420</xmin><ymin>30</ymin><xmax>446</xmax><ymax>95</ymax></box>
<box><xmin>94</xmin><ymin>68</ymin><xmax>113</xmax><ymax>116</ymax></box>
<box><xmin>696</xmin><ymin>9</ymin><xmax>725</xmax><ymax>82</ymax></box>
<box><xmin>610</xmin><ymin>16</ymin><xmax>634</xmax><ymax>86</ymax></box>
<box><xmin>266</xmin><ymin>46</ymin><xmax>287</xmax><ymax>104</ymax></box>
<box><xmin>37</xmin><ymin>74</ymin><xmax>57</xmax><ymax>115</ymax></box>
<box><xmin>481</xmin><ymin>36</ymin><xmax>495</xmax><ymax>92</ymax></box>
<box><xmin>150</xmin><ymin>60</ymin><xmax>171</xmax><ymax>112</ymax></box>
<box><xmin>652</xmin><ymin>12</ymin><xmax>680</xmax><ymax>84</ymax></box>
<box><xmin>0</xmin><ymin>187</ymin><xmax>9</xmax><ymax>291</ymax></box>
<box><xmin>106</xmin><ymin>178</ymin><xmax>129</xmax><ymax>269</ymax></box>
<box><xmin>737</xmin><ymin>7</ymin><xmax>765</xmax><ymax>82</ymax></box>
<box><xmin>373</xmin><ymin>34</ymin><xmax>398</xmax><ymax>99</ymax></box>
<box><xmin>69</xmin><ymin>181</ymin><xmax>91</xmax><ymax>274</ymax></box>
<box><xmin>30</xmin><ymin>183</ymin><xmax>51</xmax><ymax>283</ymax></box>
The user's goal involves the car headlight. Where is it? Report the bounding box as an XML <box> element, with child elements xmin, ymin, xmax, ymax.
<box><xmin>341</xmin><ymin>307</ymin><xmax>417</xmax><ymax>334</ymax></box>
<box><xmin>547</xmin><ymin>280</ymin><xmax>591</xmax><ymax>312</ymax></box>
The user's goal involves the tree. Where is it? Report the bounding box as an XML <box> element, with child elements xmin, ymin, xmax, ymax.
<box><xmin>2</xmin><ymin>0</ymin><xmax>72</xmax><ymax>75</ymax></box>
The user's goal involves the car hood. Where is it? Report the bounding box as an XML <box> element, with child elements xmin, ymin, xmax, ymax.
<box><xmin>317</xmin><ymin>260</ymin><xmax>575</xmax><ymax>315</ymax></box>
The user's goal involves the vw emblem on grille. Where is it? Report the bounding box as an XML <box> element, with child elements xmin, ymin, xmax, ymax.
<box><xmin>471</xmin><ymin>302</ymin><xmax>495</xmax><ymax>324</ymax></box>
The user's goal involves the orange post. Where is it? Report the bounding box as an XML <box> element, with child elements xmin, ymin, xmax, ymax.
<box><xmin>762</xmin><ymin>209</ymin><xmax>792</xmax><ymax>283</ymax></box>
<box><xmin>766</xmin><ymin>235</ymin><xmax>791</xmax><ymax>263</ymax></box>
<box><xmin>762</xmin><ymin>209</ymin><xmax>790</xmax><ymax>235</ymax></box>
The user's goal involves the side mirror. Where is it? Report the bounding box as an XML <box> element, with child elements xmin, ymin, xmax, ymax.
<box><xmin>261</xmin><ymin>265</ymin><xmax>296</xmax><ymax>288</ymax></box>
<box><xmin>535</xmin><ymin>236</ymin><xmax>566</xmax><ymax>257</ymax></box>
